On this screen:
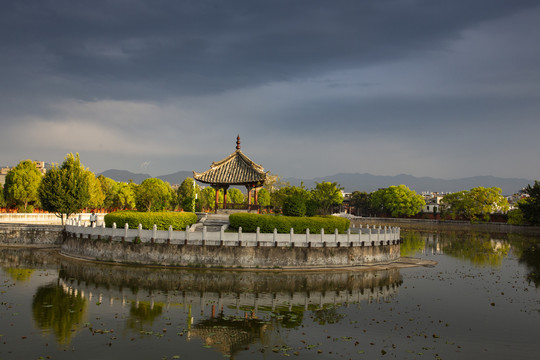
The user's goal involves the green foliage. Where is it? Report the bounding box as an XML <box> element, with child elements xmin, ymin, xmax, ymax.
<box><xmin>518</xmin><ymin>180</ymin><xmax>540</xmax><ymax>225</ymax></box>
<box><xmin>370</xmin><ymin>185</ymin><xmax>425</xmax><ymax>217</ymax></box>
<box><xmin>3</xmin><ymin>159</ymin><xmax>42</xmax><ymax>210</ymax></box>
<box><xmin>97</xmin><ymin>175</ymin><xmax>118</xmax><ymax>210</ymax></box>
<box><xmin>177</xmin><ymin>177</ymin><xmax>197</xmax><ymax>211</ymax></box>
<box><xmin>104</xmin><ymin>210</ymin><xmax>197</xmax><ymax>230</ymax></box>
<box><xmin>229</xmin><ymin>213</ymin><xmax>350</xmax><ymax>234</ymax></box>
<box><xmin>350</xmin><ymin>191</ymin><xmax>372</xmax><ymax>216</ymax></box>
<box><xmin>200</xmin><ymin>186</ymin><xmax>218</xmax><ymax>211</ymax></box>
<box><xmin>227</xmin><ymin>188</ymin><xmax>244</xmax><ymax>204</ymax></box>
<box><xmin>283</xmin><ymin>193</ymin><xmax>306</xmax><ymax>217</ymax></box>
<box><xmin>38</xmin><ymin>153</ymin><xmax>91</xmax><ymax>225</ymax></box>
<box><xmin>115</xmin><ymin>182</ymin><xmax>136</xmax><ymax>210</ymax></box>
<box><xmin>0</xmin><ymin>184</ymin><xmax>5</xmax><ymax>208</ymax></box>
<box><xmin>441</xmin><ymin>187</ymin><xmax>509</xmax><ymax>222</ymax></box>
<box><xmin>311</xmin><ymin>181</ymin><xmax>344</xmax><ymax>215</ymax></box>
<box><xmin>135</xmin><ymin>178</ymin><xmax>172</xmax><ymax>212</ymax></box>
<box><xmin>507</xmin><ymin>208</ymin><xmax>525</xmax><ymax>225</ymax></box>
<box><xmin>86</xmin><ymin>172</ymin><xmax>104</xmax><ymax>209</ymax></box>
<box><xmin>257</xmin><ymin>188</ymin><xmax>271</xmax><ymax>207</ymax></box>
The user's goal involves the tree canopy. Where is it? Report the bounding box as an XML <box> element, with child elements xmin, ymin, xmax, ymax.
<box><xmin>257</xmin><ymin>188</ymin><xmax>271</xmax><ymax>208</ymax></box>
<box><xmin>3</xmin><ymin>159</ymin><xmax>43</xmax><ymax>211</ymax></box>
<box><xmin>311</xmin><ymin>182</ymin><xmax>344</xmax><ymax>215</ymax></box>
<box><xmin>441</xmin><ymin>186</ymin><xmax>509</xmax><ymax>222</ymax></box>
<box><xmin>135</xmin><ymin>178</ymin><xmax>172</xmax><ymax>212</ymax></box>
<box><xmin>518</xmin><ymin>180</ymin><xmax>540</xmax><ymax>225</ymax></box>
<box><xmin>38</xmin><ymin>153</ymin><xmax>91</xmax><ymax>225</ymax></box>
<box><xmin>177</xmin><ymin>177</ymin><xmax>197</xmax><ymax>212</ymax></box>
<box><xmin>227</xmin><ymin>188</ymin><xmax>244</xmax><ymax>204</ymax></box>
<box><xmin>370</xmin><ymin>185</ymin><xmax>425</xmax><ymax>217</ymax></box>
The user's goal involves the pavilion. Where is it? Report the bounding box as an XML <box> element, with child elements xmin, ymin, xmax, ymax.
<box><xmin>193</xmin><ymin>136</ymin><xmax>270</xmax><ymax>213</ymax></box>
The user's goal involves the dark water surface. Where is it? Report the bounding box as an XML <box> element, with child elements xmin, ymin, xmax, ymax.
<box><xmin>1</xmin><ymin>230</ymin><xmax>539</xmax><ymax>360</ymax></box>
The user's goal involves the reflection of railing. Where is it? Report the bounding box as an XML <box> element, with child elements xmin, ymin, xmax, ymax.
<box><xmin>65</xmin><ymin>221</ymin><xmax>401</xmax><ymax>248</ymax></box>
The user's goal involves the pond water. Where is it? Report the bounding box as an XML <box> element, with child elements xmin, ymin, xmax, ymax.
<box><xmin>0</xmin><ymin>230</ymin><xmax>539</xmax><ymax>360</ymax></box>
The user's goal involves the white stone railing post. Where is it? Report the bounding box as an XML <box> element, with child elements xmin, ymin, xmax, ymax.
<box><xmin>368</xmin><ymin>225</ymin><xmax>371</xmax><ymax>242</ymax></box>
<box><xmin>112</xmin><ymin>223</ymin><xmax>117</xmax><ymax>239</ymax></box>
<box><xmin>238</xmin><ymin>226</ymin><xmax>243</xmax><ymax>242</ymax></box>
<box><xmin>290</xmin><ymin>228</ymin><xmax>294</xmax><ymax>244</ymax></box>
<box><xmin>334</xmin><ymin>228</ymin><xmax>339</xmax><ymax>243</ymax></box>
<box><xmin>273</xmin><ymin>228</ymin><xmax>277</xmax><ymax>243</ymax></box>
<box><xmin>220</xmin><ymin>225</ymin><xmax>225</xmax><ymax>241</ymax></box>
<box><xmin>306</xmin><ymin>228</ymin><xmax>310</xmax><ymax>243</ymax></box>
<box><xmin>168</xmin><ymin>225</ymin><xmax>173</xmax><ymax>244</ymax></box>
<box><xmin>203</xmin><ymin>226</ymin><xmax>207</xmax><ymax>241</ymax></box>
<box><xmin>320</xmin><ymin>228</ymin><xmax>324</xmax><ymax>242</ymax></box>
<box><xmin>138</xmin><ymin>224</ymin><xmax>142</xmax><ymax>240</ymax></box>
<box><xmin>186</xmin><ymin>225</ymin><xmax>191</xmax><ymax>242</ymax></box>
<box><xmin>347</xmin><ymin>228</ymin><xmax>350</xmax><ymax>242</ymax></box>
<box><xmin>123</xmin><ymin>223</ymin><xmax>129</xmax><ymax>242</ymax></box>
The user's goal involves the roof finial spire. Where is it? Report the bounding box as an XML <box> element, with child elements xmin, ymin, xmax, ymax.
<box><xmin>236</xmin><ymin>134</ymin><xmax>241</xmax><ymax>150</ymax></box>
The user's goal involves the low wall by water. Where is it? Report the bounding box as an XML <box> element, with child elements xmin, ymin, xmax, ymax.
<box><xmin>61</xmin><ymin>235</ymin><xmax>401</xmax><ymax>269</ymax></box>
<box><xmin>350</xmin><ymin>217</ymin><xmax>540</xmax><ymax>235</ymax></box>
<box><xmin>0</xmin><ymin>223</ymin><xmax>63</xmax><ymax>245</ymax></box>
<box><xmin>0</xmin><ymin>213</ymin><xmax>105</xmax><ymax>225</ymax></box>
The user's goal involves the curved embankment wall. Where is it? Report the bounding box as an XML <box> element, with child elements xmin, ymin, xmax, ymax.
<box><xmin>61</xmin><ymin>235</ymin><xmax>400</xmax><ymax>269</ymax></box>
<box><xmin>0</xmin><ymin>223</ymin><xmax>63</xmax><ymax>245</ymax></box>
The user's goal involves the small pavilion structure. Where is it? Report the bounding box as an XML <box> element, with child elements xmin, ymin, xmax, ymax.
<box><xmin>193</xmin><ymin>136</ymin><xmax>270</xmax><ymax>213</ymax></box>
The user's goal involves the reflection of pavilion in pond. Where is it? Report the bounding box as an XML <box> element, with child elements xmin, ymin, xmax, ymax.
<box><xmin>56</xmin><ymin>261</ymin><xmax>402</xmax><ymax>358</ymax></box>
<box><xmin>57</xmin><ymin>261</ymin><xmax>403</xmax><ymax>314</ymax></box>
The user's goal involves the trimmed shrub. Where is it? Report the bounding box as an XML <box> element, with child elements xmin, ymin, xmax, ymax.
<box><xmin>229</xmin><ymin>213</ymin><xmax>350</xmax><ymax>234</ymax></box>
<box><xmin>104</xmin><ymin>211</ymin><xmax>197</xmax><ymax>230</ymax></box>
<box><xmin>282</xmin><ymin>194</ymin><xmax>306</xmax><ymax>217</ymax></box>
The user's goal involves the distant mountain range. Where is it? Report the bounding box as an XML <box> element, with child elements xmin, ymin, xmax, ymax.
<box><xmin>98</xmin><ymin>169</ymin><xmax>534</xmax><ymax>195</ymax></box>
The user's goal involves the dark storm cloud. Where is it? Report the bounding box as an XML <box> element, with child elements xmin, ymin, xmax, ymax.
<box><xmin>1</xmin><ymin>0</ymin><xmax>537</xmax><ymax>102</ymax></box>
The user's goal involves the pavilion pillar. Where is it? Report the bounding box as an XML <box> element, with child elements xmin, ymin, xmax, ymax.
<box><xmin>223</xmin><ymin>185</ymin><xmax>229</xmax><ymax>210</ymax></box>
<box><xmin>247</xmin><ymin>185</ymin><xmax>252</xmax><ymax>210</ymax></box>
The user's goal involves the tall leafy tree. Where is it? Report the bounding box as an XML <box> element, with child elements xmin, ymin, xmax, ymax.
<box><xmin>441</xmin><ymin>187</ymin><xmax>509</xmax><ymax>222</ymax></box>
<box><xmin>114</xmin><ymin>182</ymin><xmax>136</xmax><ymax>210</ymax></box>
<box><xmin>350</xmin><ymin>191</ymin><xmax>372</xmax><ymax>216</ymax></box>
<box><xmin>97</xmin><ymin>175</ymin><xmax>118</xmax><ymax>210</ymax></box>
<box><xmin>370</xmin><ymin>184</ymin><xmax>425</xmax><ymax>217</ymax></box>
<box><xmin>257</xmin><ymin>188</ymin><xmax>271</xmax><ymax>207</ymax></box>
<box><xmin>86</xmin><ymin>172</ymin><xmax>104</xmax><ymax>209</ymax></box>
<box><xmin>227</xmin><ymin>188</ymin><xmax>244</xmax><ymax>204</ymax></box>
<box><xmin>38</xmin><ymin>153</ymin><xmax>91</xmax><ymax>226</ymax></box>
<box><xmin>177</xmin><ymin>177</ymin><xmax>197</xmax><ymax>212</ymax></box>
<box><xmin>518</xmin><ymin>180</ymin><xmax>540</xmax><ymax>225</ymax></box>
<box><xmin>199</xmin><ymin>186</ymin><xmax>217</xmax><ymax>211</ymax></box>
<box><xmin>0</xmin><ymin>184</ymin><xmax>5</xmax><ymax>208</ymax></box>
<box><xmin>3</xmin><ymin>159</ymin><xmax>42</xmax><ymax>211</ymax></box>
<box><xmin>311</xmin><ymin>182</ymin><xmax>344</xmax><ymax>215</ymax></box>
<box><xmin>135</xmin><ymin>178</ymin><xmax>172</xmax><ymax>212</ymax></box>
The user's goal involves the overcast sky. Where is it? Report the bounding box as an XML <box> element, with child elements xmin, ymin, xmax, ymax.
<box><xmin>1</xmin><ymin>0</ymin><xmax>539</xmax><ymax>180</ymax></box>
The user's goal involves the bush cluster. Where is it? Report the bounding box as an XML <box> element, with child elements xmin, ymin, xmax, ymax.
<box><xmin>229</xmin><ymin>213</ymin><xmax>350</xmax><ymax>234</ymax></box>
<box><xmin>104</xmin><ymin>211</ymin><xmax>197</xmax><ymax>230</ymax></box>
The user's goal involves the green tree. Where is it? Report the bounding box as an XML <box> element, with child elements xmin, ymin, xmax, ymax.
<box><xmin>370</xmin><ymin>184</ymin><xmax>425</xmax><ymax>217</ymax></box>
<box><xmin>3</xmin><ymin>159</ymin><xmax>42</xmax><ymax>211</ymax></box>
<box><xmin>113</xmin><ymin>182</ymin><xmax>136</xmax><ymax>210</ymax></box>
<box><xmin>350</xmin><ymin>191</ymin><xmax>372</xmax><ymax>216</ymax></box>
<box><xmin>86</xmin><ymin>172</ymin><xmax>104</xmax><ymax>209</ymax></box>
<box><xmin>177</xmin><ymin>177</ymin><xmax>197</xmax><ymax>212</ymax></box>
<box><xmin>311</xmin><ymin>182</ymin><xmax>344</xmax><ymax>215</ymax></box>
<box><xmin>0</xmin><ymin>184</ymin><xmax>6</xmax><ymax>208</ymax></box>
<box><xmin>97</xmin><ymin>175</ymin><xmax>118</xmax><ymax>210</ymax></box>
<box><xmin>441</xmin><ymin>187</ymin><xmax>509</xmax><ymax>222</ymax></box>
<box><xmin>200</xmin><ymin>186</ymin><xmax>217</xmax><ymax>211</ymax></box>
<box><xmin>38</xmin><ymin>153</ymin><xmax>91</xmax><ymax>226</ymax></box>
<box><xmin>519</xmin><ymin>180</ymin><xmax>540</xmax><ymax>225</ymax></box>
<box><xmin>227</xmin><ymin>188</ymin><xmax>244</xmax><ymax>205</ymax></box>
<box><xmin>135</xmin><ymin>178</ymin><xmax>172</xmax><ymax>212</ymax></box>
<box><xmin>257</xmin><ymin>188</ymin><xmax>271</xmax><ymax>207</ymax></box>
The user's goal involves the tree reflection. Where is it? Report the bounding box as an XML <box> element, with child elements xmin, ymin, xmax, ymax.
<box><xmin>2</xmin><ymin>267</ymin><xmax>35</xmax><ymax>282</ymax></box>
<box><xmin>126</xmin><ymin>300</ymin><xmax>164</xmax><ymax>331</ymax></box>
<box><xmin>508</xmin><ymin>234</ymin><xmax>540</xmax><ymax>287</ymax></box>
<box><xmin>32</xmin><ymin>283</ymin><xmax>87</xmax><ymax>344</ymax></box>
<box><xmin>400</xmin><ymin>231</ymin><xmax>425</xmax><ymax>257</ymax></box>
<box><xmin>439</xmin><ymin>232</ymin><xmax>510</xmax><ymax>266</ymax></box>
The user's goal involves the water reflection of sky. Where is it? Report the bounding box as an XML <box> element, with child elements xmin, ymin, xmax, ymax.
<box><xmin>1</xmin><ymin>230</ymin><xmax>539</xmax><ymax>359</ymax></box>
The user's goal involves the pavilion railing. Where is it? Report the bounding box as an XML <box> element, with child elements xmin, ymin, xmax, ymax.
<box><xmin>65</xmin><ymin>220</ymin><xmax>401</xmax><ymax>248</ymax></box>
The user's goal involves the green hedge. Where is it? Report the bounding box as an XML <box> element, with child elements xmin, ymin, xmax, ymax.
<box><xmin>229</xmin><ymin>213</ymin><xmax>350</xmax><ymax>234</ymax></box>
<box><xmin>104</xmin><ymin>211</ymin><xmax>198</xmax><ymax>230</ymax></box>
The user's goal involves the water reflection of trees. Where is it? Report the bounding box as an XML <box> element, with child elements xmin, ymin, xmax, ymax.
<box><xmin>126</xmin><ymin>301</ymin><xmax>164</xmax><ymax>331</ymax></box>
<box><xmin>507</xmin><ymin>233</ymin><xmax>540</xmax><ymax>287</ymax></box>
<box><xmin>32</xmin><ymin>283</ymin><xmax>87</xmax><ymax>344</ymax></box>
<box><xmin>2</xmin><ymin>267</ymin><xmax>35</xmax><ymax>282</ymax></box>
<box><xmin>402</xmin><ymin>230</ymin><xmax>511</xmax><ymax>266</ymax></box>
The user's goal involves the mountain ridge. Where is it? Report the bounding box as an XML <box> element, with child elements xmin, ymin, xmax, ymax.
<box><xmin>97</xmin><ymin>169</ymin><xmax>534</xmax><ymax>194</ymax></box>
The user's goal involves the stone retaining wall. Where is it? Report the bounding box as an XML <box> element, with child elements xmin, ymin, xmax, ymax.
<box><xmin>0</xmin><ymin>223</ymin><xmax>63</xmax><ymax>245</ymax></box>
<box><xmin>61</xmin><ymin>235</ymin><xmax>400</xmax><ymax>268</ymax></box>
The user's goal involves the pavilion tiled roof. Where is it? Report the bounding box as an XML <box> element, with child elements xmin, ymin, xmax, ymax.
<box><xmin>193</xmin><ymin>149</ymin><xmax>268</xmax><ymax>186</ymax></box>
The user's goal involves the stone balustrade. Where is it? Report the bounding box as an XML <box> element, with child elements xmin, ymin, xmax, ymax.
<box><xmin>65</xmin><ymin>219</ymin><xmax>401</xmax><ymax>248</ymax></box>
